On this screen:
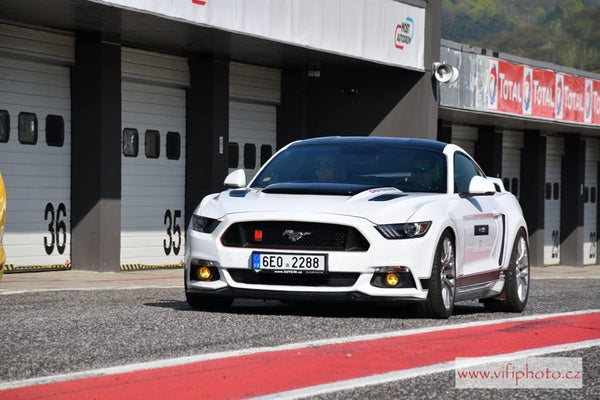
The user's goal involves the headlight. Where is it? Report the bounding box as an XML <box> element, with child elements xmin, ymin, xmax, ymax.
<box><xmin>190</xmin><ymin>215</ymin><xmax>220</xmax><ymax>233</ymax></box>
<box><xmin>375</xmin><ymin>221</ymin><xmax>431</xmax><ymax>239</ymax></box>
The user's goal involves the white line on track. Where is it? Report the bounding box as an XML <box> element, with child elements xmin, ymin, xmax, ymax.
<box><xmin>0</xmin><ymin>285</ymin><xmax>182</xmax><ymax>295</ymax></box>
<box><xmin>2</xmin><ymin>273</ymin><xmax>595</xmax><ymax>296</ymax></box>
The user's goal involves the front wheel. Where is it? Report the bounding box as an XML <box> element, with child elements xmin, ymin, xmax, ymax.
<box><xmin>420</xmin><ymin>231</ymin><xmax>456</xmax><ymax>319</ymax></box>
<box><xmin>483</xmin><ymin>228</ymin><xmax>530</xmax><ymax>312</ymax></box>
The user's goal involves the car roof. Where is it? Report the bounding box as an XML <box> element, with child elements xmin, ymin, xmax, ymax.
<box><xmin>288</xmin><ymin>136</ymin><xmax>448</xmax><ymax>152</ymax></box>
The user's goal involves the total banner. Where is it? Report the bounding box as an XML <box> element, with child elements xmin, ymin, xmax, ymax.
<box><xmin>90</xmin><ymin>0</ymin><xmax>426</xmax><ymax>71</ymax></box>
<box><xmin>483</xmin><ymin>57</ymin><xmax>600</xmax><ymax>126</ymax></box>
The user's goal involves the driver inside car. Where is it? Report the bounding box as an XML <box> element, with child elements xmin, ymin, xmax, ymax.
<box><xmin>411</xmin><ymin>158</ymin><xmax>440</xmax><ymax>191</ymax></box>
<box><xmin>314</xmin><ymin>153</ymin><xmax>345</xmax><ymax>182</ymax></box>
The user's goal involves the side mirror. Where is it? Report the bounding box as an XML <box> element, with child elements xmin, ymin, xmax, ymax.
<box><xmin>466</xmin><ymin>175</ymin><xmax>496</xmax><ymax>196</ymax></box>
<box><xmin>486</xmin><ymin>177</ymin><xmax>505</xmax><ymax>192</ymax></box>
<box><xmin>224</xmin><ymin>169</ymin><xmax>246</xmax><ymax>188</ymax></box>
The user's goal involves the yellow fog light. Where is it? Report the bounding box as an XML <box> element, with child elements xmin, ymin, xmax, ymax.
<box><xmin>198</xmin><ymin>266</ymin><xmax>213</xmax><ymax>281</ymax></box>
<box><xmin>385</xmin><ymin>272</ymin><xmax>399</xmax><ymax>287</ymax></box>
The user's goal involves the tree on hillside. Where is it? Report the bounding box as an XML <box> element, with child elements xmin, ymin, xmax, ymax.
<box><xmin>442</xmin><ymin>0</ymin><xmax>600</xmax><ymax>71</ymax></box>
<box><xmin>559</xmin><ymin>6</ymin><xmax>600</xmax><ymax>70</ymax></box>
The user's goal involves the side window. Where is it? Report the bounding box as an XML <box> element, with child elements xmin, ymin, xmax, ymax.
<box><xmin>0</xmin><ymin>110</ymin><xmax>9</xmax><ymax>143</ymax></box>
<box><xmin>123</xmin><ymin>128</ymin><xmax>139</xmax><ymax>157</ymax></box>
<box><xmin>46</xmin><ymin>115</ymin><xmax>64</xmax><ymax>147</ymax></box>
<box><xmin>166</xmin><ymin>132</ymin><xmax>180</xmax><ymax>160</ymax></box>
<box><xmin>545</xmin><ymin>183</ymin><xmax>552</xmax><ymax>200</ymax></box>
<box><xmin>260</xmin><ymin>144</ymin><xmax>273</xmax><ymax>166</ymax></box>
<box><xmin>244</xmin><ymin>143</ymin><xmax>256</xmax><ymax>169</ymax></box>
<box><xmin>18</xmin><ymin>112</ymin><xmax>37</xmax><ymax>145</ymax></box>
<box><xmin>454</xmin><ymin>153</ymin><xmax>482</xmax><ymax>193</ymax></box>
<box><xmin>229</xmin><ymin>142</ymin><xmax>239</xmax><ymax>168</ymax></box>
<box><xmin>145</xmin><ymin>130</ymin><xmax>160</xmax><ymax>159</ymax></box>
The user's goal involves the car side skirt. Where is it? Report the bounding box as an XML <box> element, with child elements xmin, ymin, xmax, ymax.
<box><xmin>455</xmin><ymin>270</ymin><xmax>504</xmax><ymax>302</ymax></box>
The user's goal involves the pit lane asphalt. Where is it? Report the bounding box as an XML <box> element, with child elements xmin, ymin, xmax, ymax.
<box><xmin>1</xmin><ymin>268</ymin><xmax>598</xmax><ymax>399</ymax></box>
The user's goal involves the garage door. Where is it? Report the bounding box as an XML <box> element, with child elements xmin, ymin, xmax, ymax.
<box><xmin>228</xmin><ymin>63</ymin><xmax>280</xmax><ymax>182</ymax></box>
<box><xmin>584</xmin><ymin>138</ymin><xmax>599</xmax><ymax>265</ymax></box>
<box><xmin>120</xmin><ymin>48</ymin><xmax>188</xmax><ymax>269</ymax></box>
<box><xmin>501</xmin><ymin>130</ymin><xmax>524</xmax><ymax>198</ymax></box>
<box><xmin>229</xmin><ymin>102</ymin><xmax>277</xmax><ymax>180</ymax></box>
<box><xmin>451</xmin><ymin>125</ymin><xmax>478</xmax><ymax>157</ymax></box>
<box><xmin>0</xmin><ymin>24</ymin><xmax>73</xmax><ymax>271</ymax></box>
<box><xmin>544</xmin><ymin>136</ymin><xmax>564</xmax><ymax>265</ymax></box>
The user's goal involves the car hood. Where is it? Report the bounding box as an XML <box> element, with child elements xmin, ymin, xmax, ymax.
<box><xmin>196</xmin><ymin>183</ymin><xmax>443</xmax><ymax>224</ymax></box>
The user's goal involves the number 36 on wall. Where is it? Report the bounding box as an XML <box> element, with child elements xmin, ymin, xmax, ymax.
<box><xmin>44</xmin><ymin>202</ymin><xmax>67</xmax><ymax>255</ymax></box>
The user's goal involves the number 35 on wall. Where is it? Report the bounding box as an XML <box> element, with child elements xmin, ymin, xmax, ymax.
<box><xmin>164</xmin><ymin>209</ymin><xmax>182</xmax><ymax>256</ymax></box>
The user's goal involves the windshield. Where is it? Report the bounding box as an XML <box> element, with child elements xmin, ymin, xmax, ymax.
<box><xmin>250</xmin><ymin>143</ymin><xmax>447</xmax><ymax>193</ymax></box>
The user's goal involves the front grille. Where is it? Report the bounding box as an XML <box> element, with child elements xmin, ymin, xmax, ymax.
<box><xmin>228</xmin><ymin>269</ymin><xmax>360</xmax><ymax>287</ymax></box>
<box><xmin>221</xmin><ymin>221</ymin><xmax>370</xmax><ymax>251</ymax></box>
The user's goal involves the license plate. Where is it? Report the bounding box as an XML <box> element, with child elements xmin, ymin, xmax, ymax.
<box><xmin>252</xmin><ymin>252</ymin><xmax>327</xmax><ymax>274</ymax></box>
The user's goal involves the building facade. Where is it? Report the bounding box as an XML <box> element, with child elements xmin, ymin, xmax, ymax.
<box><xmin>0</xmin><ymin>0</ymin><xmax>598</xmax><ymax>271</ymax></box>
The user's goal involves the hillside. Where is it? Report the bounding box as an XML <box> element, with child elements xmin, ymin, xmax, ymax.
<box><xmin>442</xmin><ymin>0</ymin><xmax>600</xmax><ymax>72</ymax></box>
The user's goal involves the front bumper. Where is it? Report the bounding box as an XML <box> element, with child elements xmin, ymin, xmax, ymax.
<box><xmin>186</xmin><ymin>286</ymin><xmax>425</xmax><ymax>302</ymax></box>
<box><xmin>186</xmin><ymin>212</ymin><xmax>439</xmax><ymax>302</ymax></box>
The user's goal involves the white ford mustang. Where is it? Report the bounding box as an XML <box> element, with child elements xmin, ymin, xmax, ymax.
<box><xmin>185</xmin><ymin>137</ymin><xmax>530</xmax><ymax>318</ymax></box>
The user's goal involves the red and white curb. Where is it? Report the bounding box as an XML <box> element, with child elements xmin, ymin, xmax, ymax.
<box><xmin>1</xmin><ymin>310</ymin><xmax>599</xmax><ymax>399</ymax></box>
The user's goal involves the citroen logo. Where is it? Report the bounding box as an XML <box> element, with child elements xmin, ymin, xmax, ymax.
<box><xmin>282</xmin><ymin>229</ymin><xmax>312</xmax><ymax>242</ymax></box>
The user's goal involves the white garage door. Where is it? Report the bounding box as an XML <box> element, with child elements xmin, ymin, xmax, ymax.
<box><xmin>501</xmin><ymin>130</ymin><xmax>524</xmax><ymax>198</ymax></box>
<box><xmin>584</xmin><ymin>138</ymin><xmax>599</xmax><ymax>265</ymax></box>
<box><xmin>228</xmin><ymin>62</ymin><xmax>280</xmax><ymax>182</ymax></box>
<box><xmin>120</xmin><ymin>48</ymin><xmax>188</xmax><ymax>269</ymax></box>
<box><xmin>451</xmin><ymin>125</ymin><xmax>478</xmax><ymax>157</ymax></box>
<box><xmin>544</xmin><ymin>136</ymin><xmax>564</xmax><ymax>265</ymax></box>
<box><xmin>229</xmin><ymin>102</ymin><xmax>277</xmax><ymax>180</ymax></box>
<box><xmin>0</xmin><ymin>24</ymin><xmax>73</xmax><ymax>270</ymax></box>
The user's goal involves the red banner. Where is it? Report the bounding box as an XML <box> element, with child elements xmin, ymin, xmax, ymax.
<box><xmin>530</xmin><ymin>68</ymin><xmax>555</xmax><ymax>119</ymax></box>
<box><xmin>496</xmin><ymin>60</ymin><xmax>523</xmax><ymax>114</ymax></box>
<box><xmin>485</xmin><ymin>58</ymin><xmax>599</xmax><ymax>126</ymax></box>
<box><xmin>590</xmin><ymin>79</ymin><xmax>600</xmax><ymax>125</ymax></box>
<box><xmin>560</xmin><ymin>74</ymin><xmax>585</xmax><ymax>123</ymax></box>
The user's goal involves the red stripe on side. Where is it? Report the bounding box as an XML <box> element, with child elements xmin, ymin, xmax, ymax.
<box><xmin>3</xmin><ymin>312</ymin><xmax>600</xmax><ymax>400</ymax></box>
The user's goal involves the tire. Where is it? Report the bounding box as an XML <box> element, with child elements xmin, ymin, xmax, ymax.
<box><xmin>420</xmin><ymin>231</ymin><xmax>456</xmax><ymax>319</ymax></box>
<box><xmin>483</xmin><ymin>228</ymin><xmax>530</xmax><ymax>313</ymax></box>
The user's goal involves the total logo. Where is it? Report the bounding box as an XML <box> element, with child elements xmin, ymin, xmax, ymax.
<box><xmin>555</xmin><ymin>74</ymin><xmax>564</xmax><ymax>119</ymax></box>
<box><xmin>487</xmin><ymin>60</ymin><xmax>498</xmax><ymax>110</ymax></box>
<box><xmin>523</xmin><ymin>68</ymin><xmax>532</xmax><ymax>115</ymax></box>
<box><xmin>584</xmin><ymin>79</ymin><xmax>593</xmax><ymax>123</ymax></box>
<box><xmin>394</xmin><ymin>17</ymin><xmax>414</xmax><ymax>50</ymax></box>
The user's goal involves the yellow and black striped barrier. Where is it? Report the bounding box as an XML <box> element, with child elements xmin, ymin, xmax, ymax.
<box><xmin>3</xmin><ymin>262</ymin><xmax>183</xmax><ymax>273</ymax></box>
<box><xmin>120</xmin><ymin>263</ymin><xmax>184</xmax><ymax>271</ymax></box>
<box><xmin>4</xmin><ymin>263</ymin><xmax>72</xmax><ymax>273</ymax></box>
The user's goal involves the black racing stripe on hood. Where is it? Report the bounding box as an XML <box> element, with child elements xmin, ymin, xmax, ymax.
<box><xmin>229</xmin><ymin>189</ymin><xmax>250</xmax><ymax>197</ymax></box>
<box><xmin>262</xmin><ymin>182</ymin><xmax>378</xmax><ymax>196</ymax></box>
<box><xmin>368</xmin><ymin>193</ymin><xmax>407</xmax><ymax>201</ymax></box>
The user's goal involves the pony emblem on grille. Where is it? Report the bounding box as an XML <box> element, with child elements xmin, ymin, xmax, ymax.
<box><xmin>282</xmin><ymin>229</ymin><xmax>312</xmax><ymax>242</ymax></box>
